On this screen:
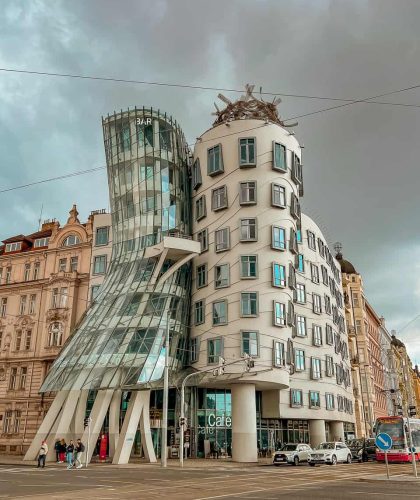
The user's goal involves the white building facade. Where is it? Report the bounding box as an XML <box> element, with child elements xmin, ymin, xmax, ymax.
<box><xmin>188</xmin><ymin>88</ymin><xmax>355</xmax><ymax>461</ymax></box>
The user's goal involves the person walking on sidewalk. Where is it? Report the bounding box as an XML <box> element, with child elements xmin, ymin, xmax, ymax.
<box><xmin>66</xmin><ymin>440</ymin><xmax>75</xmax><ymax>469</ymax></box>
<box><xmin>54</xmin><ymin>439</ymin><xmax>61</xmax><ymax>463</ymax></box>
<box><xmin>74</xmin><ymin>439</ymin><xmax>85</xmax><ymax>469</ymax></box>
<box><xmin>59</xmin><ymin>439</ymin><xmax>66</xmax><ymax>463</ymax></box>
<box><xmin>37</xmin><ymin>441</ymin><xmax>48</xmax><ymax>468</ymax></box>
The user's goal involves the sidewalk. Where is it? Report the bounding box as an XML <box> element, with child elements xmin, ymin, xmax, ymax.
<box><xmin>359</xmin><ymin>473</ymin><xmax>420</xmax><ymax>482</ymax></box>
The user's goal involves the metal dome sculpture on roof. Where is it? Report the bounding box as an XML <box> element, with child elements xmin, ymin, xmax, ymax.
<box><xmin>212</xmin><ymin>83</ymin><xmax>298</xmax><ymax>127</ymax></box>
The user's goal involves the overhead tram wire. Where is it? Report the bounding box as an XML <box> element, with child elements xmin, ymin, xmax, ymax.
<box><xmin>1</xmin><ymin>66</ymin><xmax>420</xmax><ymax>110</ymax></box>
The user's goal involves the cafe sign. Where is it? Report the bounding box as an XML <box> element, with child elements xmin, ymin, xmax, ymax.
<box><xmin>207</xmin><ymin>413</ymin><xmax>232</xmax><ymax>428</ymax></box>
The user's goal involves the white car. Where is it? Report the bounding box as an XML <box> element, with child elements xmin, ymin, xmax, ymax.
<box><xmin>308</xmin><ymin>441</ymin><xmax>352</xmax><ymax>466</ymax></box>
<box><xmin>273</xmin><ymin>443</ymin><xmax>312</xmax><ymax>466</ymax></box>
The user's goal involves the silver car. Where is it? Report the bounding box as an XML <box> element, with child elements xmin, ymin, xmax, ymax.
<box><xmin>308</xmin><ymin>441</ymin><xmax>352</xmax><ymax>466</ymax></box>
<box><xmin>273</xmin><ymin>443</ymin><xmax>312</xmax><ymax>466</ymax></box>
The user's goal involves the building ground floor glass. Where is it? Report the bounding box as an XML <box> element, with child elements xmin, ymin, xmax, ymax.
<box><xmin>89</xmin><ymin>387</ymin><xmax>355</xmax><ymax>460</ymax></box>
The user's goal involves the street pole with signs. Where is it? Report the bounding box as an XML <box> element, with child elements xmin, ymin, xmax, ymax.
<box><xmin>84</xmin><ymin>416</ymin><xmax>92</xmax><ymax>468</ymax></box>
<box><xmin>407</xmin><ymin>406</ymin><xmax>418</xmax><ymax>478</ymax></box>
<box><xmin>161</xmin><ymin>314</ymin><xmax>170</xmax><ymax>468</ymax></box>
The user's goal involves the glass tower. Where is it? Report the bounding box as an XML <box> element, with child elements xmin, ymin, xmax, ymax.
<box><xmin>40</xmin><ymin>108</ymin><xmax>193</xmax><ymax>393</ymax></box>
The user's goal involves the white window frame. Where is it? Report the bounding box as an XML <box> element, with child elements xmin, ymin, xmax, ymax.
<box><xmin>239</xmin><ymin>181</ymin><xmax>257</xmax><ymax>205</ymax></box>
<box><xmin>212</xmin><ymin>185</ymin><xmax>228</xmax><ymax>211</ymax></box>
<box><xmin>272</xmin><ymin>226</ymin><xmax>286</xmax><ymax>250</ymax></box>
<box><xmin>240</xmin><ymin>255</ymin><xmax>258</xmax><ymax>279</ymax></box>
<box><xmin>196</xmin><ymin>195</ymin><xmax>207</xmax><ymax>221</ymax></box>
<box><xmin>273</xmin><ymin>340</ymin><xmax>285</xmax><ymax>367</ymax></box>
<box><xmin>212</xmin><ymin>300</ymin><xmax>228</xmax><ymax>326</ymax></box>
<box><xmin>215</xmin><ymin>228</ymin><xmax>230</xmax><ymax>252</ymax></box>
<box><xmin>194</xmin><ymin>299</ymin><xmax>205</xmax><ymax>325</ymax></box>
<box><xmin>273</xmin><ymin>301</ymin><xmax>286</xmax><ymax>327</ymax></box>
<box><xmin>296</xmin><ymin>315</ymin><xmax>307</xmax><ymax>337</ymax></box>
<box><xmin>313</xmin><ymin>325</ymin><xmax>323</xmax><ymax>346</ymax></box>
<box><xmin>273</xmin><ymin>141</ymin><xmax>287</xmax><ymax>172</ymax></box>
<box><xmin>196</xmin><ymin>264</ymin><xmax>207</xmax><ymax>289</ymax></box>
<box><xmin>271</xmin><ymin>183</ymin><xmax>286</xmax><ymax>208</ymax></box>
<box><xmin>214</xmin><ymin>264</ymin><xmax>230</xmax><ymax>289</ymax></box>
<box><xmin>313</xmin><ymin>293</ymin><xmax>322</xmax><ymax>315</ymax></box>
<box><xmin>272</xmin><ymin>263</ymin><xmax>286</xmax><ymax>288</ymax></box>
<box><xmin>207</xmin><ymin>144</ymin><xmax>224</xmax><ymax>176</ymax></box>
<box><xmin>197</xmin><ymin>229</ymin><xmax>208</xmax><ymax>252</ymax></box>
<box><xmin>240</xmin><ymin>218</ymin><xmax>257</xmax><ymax>242</ymax></box>
<box><xmin>241</xmin><ymin>330</ymin><xmax>259</xmax><ymax>357</ymax></box>
<box><xmin>239</xmin><ymin>137</ymin><xmax>256</xmax><ymax>167</ymax></box>
<box><xmin>240</xmin><ymin>292</ymin><xmax>258</xmax><ymax>317</ymax></box>
<box><xmin>295</xmin><ymin>283</ymin><xmax>306</xmax><ymax>304</ymax></box>
<box><xmin>311</xmin><ymin>263</ymin><xmax>319</xmax><ymax>284</ymax></box>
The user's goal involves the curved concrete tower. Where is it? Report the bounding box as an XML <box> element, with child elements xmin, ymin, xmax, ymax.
<box><xmin>25</xmin><ymin>108</ymin><xmax>200</xmax><ymax>464</ymax></box>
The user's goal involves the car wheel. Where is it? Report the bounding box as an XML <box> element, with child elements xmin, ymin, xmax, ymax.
<box><xmin>331</xmin><ymin>455</ymin><xmax>337</xmax><ymax>465</ymax></box>
<box><xmin>309</xmin><ymin>462</ymin><xmax>316</xmax><ymax>467</ymax></box>
<box><xmin>346</xmin><ymin>454</ymin><xmax>352</xmax><ymax>464</ymax></box>
<box><xmin>293</xmin><ymin>456</ymin><xmax>299</xmax><ymax>466</ymax></box>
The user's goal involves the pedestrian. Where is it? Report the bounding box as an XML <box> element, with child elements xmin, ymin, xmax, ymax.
<box><xmin>74</xmin><ymin>439</ymin><xmax>85</xmax><ymax>469</ymax></box>
<box><xmin>66</xmin><ymin>440</ymin><xmax>75</xmax><ymax>469</ymax></box>
<box><xmin>37</xmin><ymin>440</ymin><xmax>48</xmax><ymax>468</ymax></box>
<box><xmin>54</xmin><ymin>439</ymin><xmax>60</xmax><ymax>463</ymax></box>
<box><xmin>59</xmin><ymin>438</ymin><xmax>66</xmax><ymax>463</ymax></box>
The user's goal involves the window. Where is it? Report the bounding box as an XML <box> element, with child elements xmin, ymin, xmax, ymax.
<box><xmin>70</xmin><ymin>256</ymin><xmax>78</xmax><ymax>272</ymax></box>
<box><xmin>207</xmin><ymin>144</ymin><xmax>224</xmax><ymax>176</ymax></box>
<box><xmin>289</xmin><ymin>228</ymin><xmax>298</xmax><ymax>254</ymax></box>
<box><xmin>24</xmin><ymin>264</ymin><xmax>31</xmax><ymax>282</ymax></box>
<box><xmin>19</xmin><ymin>367</ymin><xmax>27</xmax><ymax>389</ymax></box>
<box><xmin>307</xmin><ymin>231</ymin><xmax>316</xmax><ymax>250</ymax></box>
<box><xmin>33</xmin><ymin>262</ymin><xmax>40</xmax><ymax>281</ymax></box>
<box><xmin>326</xmin><ymin>393</ymin><xmax>335</xmax><ymax>410</ymax></box>
<box><xmin>240</xmin><ymin>218</ymin><xmax>257</xmax><ymax>241</ymax></box>
<box><xmin>215</xmin><ymin>264</ymin><xmax>229</xmax><ymax>288</ymax></box>
<box><xmin>311</xmin><ymin>357</ymin><xmax>322</xmax><ymax>379</ymax></box>
<box><xmin>325</xmin><ymin>325</ymin><xmax>334</xmax><ymax>345</ymax></box>
<box><xmin>272</xmin><ymin>226</ymin><xmax>286</xmax><ymax>250</ymax></box>
<box><xmin>208</xmin><ymin>338</ymin><xmax>223</xmax><ymax>364</ymax></box>
<box><xmin>311</xmin><ymin>264</ymin><xmax>319</xmax><ymax>283</ymax></box>
<box><xmin>3</xmin><ymin>410</ymin><xmax>12</xmax><ymax>433</ymax></box>
<box><xmin>62</xmin><ymin>234</ymin><xmax>80</xmax><ymax>247</ymax></box>
<box><xmin>272</xmin><ymin>263</ymin><xmax>286</xmax><ymax>287</ymax></box>
<box><xmin>212</xmin><ymin>186</ymin><xmax>228</xmax><ymax>211</ymax></box>
<box><xmin>25</xmin><ymin>330</ymin><xmax>32</xmax><ymax>350</ymax></box>
<box><xmin>93</xmin><ymin>255</ymin><xmax>107</xmax><ymax>275</ymax></box>
<box><xmin>197</xmin><ymin>229</ymin><xmax>208</xmax><ymax>252</ymax></box>
<box><xmin>241</xmin><ymin>255</ymin><xmax>258</xmax><ymax>279</ymax></box>
<box><xmin>288</xmin><ymin>264</ymin><xmax>296</xmax><ymax>290</ymax></box>
<box><xmin>241</xmin><ymin>331</ymin><xmax>259</xmax><ymax>357</ymax></box>
<box><xmin>240</xmin><ymin>181</ymin><xmax>257</xmax><ymax>205</ymax></box>
<box><xmin>313</xmin><ymin>293</ymin><xmax>322</xmax><ymax>314</ymax></box>
<box><xmin>196</xmin><ymin>195</ymin><xmax>207</xmax><ymax>221</ymax></box>
<box><xmin>272</xmin><ymin>183</ymin><xmax>286</xmax><ymax>208</ymax></box>
<box><xmin>1</xmin><ymin>298</ymin><xmax>7</xmax><ymax>318</ymax></box>
<box><xmin>19</xmin><ymin>295</ymin><xmax>27</xmax><ymax>316</ymax></box>
<box><xmin>95</xmin><ymin>227</ymin><xmax>109</xmax><ymax>246</ymax></box>
<box><xmin>117</xmin><ymin>123</ymin><xmax>131</xmax><ymax>151</ymax></box>
<box><xmin>59</xmin><ymin>288</ymin><xmax>68</xmax><ymax>308</ymax></box>
<box><xmin>194</xmin><ymin>300</ymin><xmax>205</xmax><ymax>325</ymax></box>
<box><xmin>58</xmin><ymin>258</ymin><xmax>67</xmax><ymax>272</ymax></box>
<box><xmin>13</xmin><ymin>410</ymin><xmax>21</xmax><ymax>434</ymax></box>
<box><xmin>5</xmin><ymin>267</ymin><xmax>12</xmax><ymax>283</ymax></box>
<box><xmin>29</xmin><ymin>294</ymin><xmax>36</xmax><ymax>314</ymax></box>
<box><xmin>51</xmin><ymin>288</ymin><xmax>67</xmax><ymax>308</ymax></box>
<box><xmin>34</xmin><ymin>237</ymin><xmax>49</xmax><ymax>248</ymax></box>
<box><xmin>321</xmin><ymin>266</ymin><xmax>329</xmax><ymax>285</ymax></box>
<box><xmin>241</xmin><ymin>292</ymin><xmax>258</xmax><ymax>317</ymax></box>
<box><xmin>296</xmin><ymin>315</ymin><xmax>307</xmax><ymax>337</ymax></box>
<box><xmin>296</xmin><ymin>229</ymin><xmax>302</xmax><ymax>243</ymax></box>
<box><xmin>326</xmin><ymin>355</ymin><xmax>335</xmax><ymax>377</ymax></box>
<box><xmin>273</xmin><ymin>301</ymin><xmax>286</xmax><ymax>327</ymax></box>
<box><xmin>212</xmin><ymin>300</ymin><xmax>227</xmax><ymax>325</ymax></box>
<box><xmin>290</xmin><ymin>194</ymin><xmax>300</xmax><ymax>220</ymax></box>
<box><xmin>49</xmin><ymin>322</ymin><xmax>63</xmax><ymax>346</ymax></box>
<box><xmin>309</xmin><ymin>391</ymin><xmax>321</xmax><ymax>409</ymax></box>
<box><xmin>273</xmin><ymin>341</ymin><xmax>285</xmax><ymax>367</ymax></box>
<box><xmin>192</xmin><ymin>159</ymin><xmax>202</xmax><ymax>190</ymax></box>
<box><xmin>295</xmin><ymin>349</ymin><xmax>305</xmax><ymax>371</ymax></box>
<box><xmin>291</xmin><ymin>153</ymin><xmax>303</xmax><ymax>184</ymax></box>
<box><xmin>91</xmin><ymin>285</ymin><xmax>100</xmax><ymax>302</ymax></box>
<box><xmin>239</xmin><ymin>138</ymin><xmax>256</xmax><ymax>166</ymax></box>
<box><xmin>9</xmin><ymin>367</ymin><xmax>17</xmax><ymax>390</ymax></box>
<box><xmin>215</xmin><ymin>228</ymin><xmax>230</xmax><ymax>252</ymax></box>
<box><xmin>190</xmin><ymin>337</ymin><xmax>199</xmax><ymax>363</ymax></box>
<box><xmin>352</xmin><ymin>294</ymin><xmax>360</xmax><ymax>307</ymax></box>
<box><xmin>295</xmin><ymin>283</ymin><xmax>306</xmax><ymax>303</ymax></box>
<box><xmin>291</xmin><ymin>389</ymin><xmax>303</xmax><ymax>407</ymax></box>
<box><xmin>273</xmin><ymin>142</ymin><xmax>287</xmax><ymax>171</ymax></box>
<box><xmin>196</xmin><ymin>264</ymin><xmax>207</xmax><ymax>288</ymax></box>
<box><xmin>5</xmin><ymin>242</ymin><xmax>22</xmax><ymax>252</ymax></box>
<box><xmin>324</xmin><ymin>295</ymin><xmax>332</xmax><ymax>315</ymax></box>
<box><xmin>15</xmin><ymin>330</ymin><xmax>22</xmax><ymax>351</ymax></box>
<box><xmin>313</xmin><ymin>325</ymin><xmax>322</xmax><ymax>346</ymax></box>
<box><xmin>297</xmin><ymin>254</ymin><xmax>305</xmax><ymax>273</ymax></box>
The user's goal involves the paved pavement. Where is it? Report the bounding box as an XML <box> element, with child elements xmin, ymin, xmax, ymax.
<box><xmin>0</xmin><ymin>460</ymin><xmax>419</xmax><ymax>499</ymax></box>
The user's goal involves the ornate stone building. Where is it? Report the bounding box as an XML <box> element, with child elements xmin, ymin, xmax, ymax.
<box><xmin>391</xmin><ymin>335</ymin><xmax>416</xmax><ymax>415</ymax></box>
<box><xmin>0</xmin><ymin>206</ymin><xmax>93</xmax><ymax>454</ymax></box>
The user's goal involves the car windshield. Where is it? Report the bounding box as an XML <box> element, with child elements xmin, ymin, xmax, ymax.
<box><xmin>317</xmin><ymin>443</ymin><xmax>335</xmax><ymax>450</ymax></box>
<box><xmin>348</xmin><ymin>439</ymin><xmax>363</xmax><ymax>448</ymax></box>
<box><xmin>281</xmin><ymin>444</ymin><xmax>297</xmax><ymax>451</ymax></box>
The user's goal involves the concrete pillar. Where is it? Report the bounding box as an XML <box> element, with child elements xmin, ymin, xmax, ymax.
<box><xmin>24</xmin><ymin>390</ymin><xmax>68</xmax><ymax>461</ymax></box>
<box><xmin>73</xmin><ymin>390</ymin><xmax>89</xmax><ymax>440</ymax></box>
<box><xmin>231</xmin><ymin>384</ymin><xmax>258</xmax><ymax>462</ymax></box>
<box><xmin>139</xmin><ymin>389</ymin><xmax>157</xmax><ymax>463</ymax></box>
<box><xmin>309</xmin><ymin>419</ymin><xmax>326</xmax><ymax>448</ymax></box>
<box><xmin>108</xmin><ymin>389</ymin><xmax>121</xmax><ymax>458</ymax></box>
<box><xmin>330</xmin><ymin>421</ymin><xmax>345</xmax><ymax>443</ymax></box>
<box><xmin>47</xmin><ymin>391</ymin><xmax>80</xmax><ymax>460</ymax></box>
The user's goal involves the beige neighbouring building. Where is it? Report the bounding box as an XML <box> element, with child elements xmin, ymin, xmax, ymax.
<box><xmin>0</xmin><ymin>205</ymin><xmax>109</xmax><ymax>454</ymax></box>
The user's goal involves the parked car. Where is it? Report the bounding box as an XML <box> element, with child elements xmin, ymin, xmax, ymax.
<box><xmin>272</xmin><ymin>443</ymin><xmax>312</xmax><ymax>466</ymax></box>
<box><xmin>348</xmin><ymin>438</ymin><xmax>376</xmax><ymax>462</ymax></box>
<box><xmin>308</xmin><ymin>441</ymin><xmax>352</xmax><ymax>466</ymax></box>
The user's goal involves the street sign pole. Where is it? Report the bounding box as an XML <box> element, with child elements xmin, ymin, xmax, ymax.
<box><xmin>385</xmin><ymin>450</ymin><xmax>389</xmax><ymax>479</ymax></box>
<box><xmin>375</xmin><ymin>432</ymin><xmax>393</xmax><ymax>479</ymax></box>
<box><xmin>406</xmin><ymin>415</ymin><xmax>418</xmax><ymax>478</ymax></box>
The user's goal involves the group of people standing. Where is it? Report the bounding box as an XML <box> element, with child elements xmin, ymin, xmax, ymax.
<box><xmin>37</xmin><ymin>438</ymin><xmax>85</xmax><ymax>469</ymax></box>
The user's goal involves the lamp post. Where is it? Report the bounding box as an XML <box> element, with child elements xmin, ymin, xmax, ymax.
<box><xmin>161</xmin><ymin>313</ymin><xmax>170</xmax><ymax>468</ymax></box>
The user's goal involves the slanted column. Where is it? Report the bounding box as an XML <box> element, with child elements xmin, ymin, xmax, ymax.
<box><xmin>108</xmin><ymin>389</ymin><xmax>121</xmax><ymax>458</ymax></box>
<box><xmin>231</xmin><ymin>384</ymin><xmax>258</xmax><ymax>462</ymax></box>
<box><xmin>330</xmin><ymin>421</ymin><xmax>345</xmax><ymax>443</ymax></box>
<box><xmin>309</xmin><ymin>419</ymin><xmax>326</xmax><ymax>448</ymax></box>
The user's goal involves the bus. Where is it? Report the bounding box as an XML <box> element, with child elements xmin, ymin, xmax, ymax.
<box><xmin>374</xmin><ymin>416</ymin><xmax>420</xmax><ymax>463</ymax></box>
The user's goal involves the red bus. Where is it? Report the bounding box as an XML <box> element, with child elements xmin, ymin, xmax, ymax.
<box><xmin>374</xmin><ymin>416</ymin><xmax>420</xmax><ymax>463</ymax></box>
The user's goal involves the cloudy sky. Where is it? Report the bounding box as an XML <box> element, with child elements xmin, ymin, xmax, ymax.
<box><xmin>1</xmin><ymin>0</ymin><xmax>420</xmax><ymax>361</ymax></box>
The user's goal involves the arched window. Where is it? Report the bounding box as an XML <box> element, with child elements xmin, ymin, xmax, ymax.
<box><xmin>62</xmin><ymin>234</ymin><xmax>80</xmax><ymax>247</ymax></box>
<box><xmin>48</xmin><ymin>322</ymin><xmax>64</xmax><ymax>347</ymax></box>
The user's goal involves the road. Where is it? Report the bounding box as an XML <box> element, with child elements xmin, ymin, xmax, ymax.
<box><xmin>0</xmin><ymin>461</ymin><xmax>418</xmax><ymax>499</ymax></box>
